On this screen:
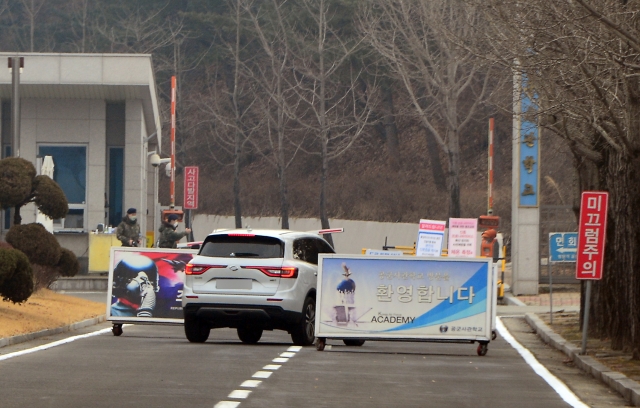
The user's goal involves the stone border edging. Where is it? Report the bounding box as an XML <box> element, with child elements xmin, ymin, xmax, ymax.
<box><xmin>0</xmin><ymin>315</ymin><xmax>107</xmax><ymax>349</ymax></box>
<box><xmin>524</xmin><ymin>312</ymin><xmax>640</xmax><ymax>406</ymax></box>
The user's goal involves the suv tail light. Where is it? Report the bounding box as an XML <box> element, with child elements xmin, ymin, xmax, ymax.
<box><xmin>244</xmin><ymin>266</ymin><xmax>298</xmax><ymax>278</ymax></box>
<box><xmin>185</xmin><ymin>264</ymin><xmax>226</xmax><ymax>275</ymax></box>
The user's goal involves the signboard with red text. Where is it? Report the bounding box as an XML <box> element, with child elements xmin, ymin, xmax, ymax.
<box><xmin>183</xmin><ymin>166</ymin><xmax>199</xmax><ymax>210</ymax></box>
<box><xmin>416</xmin><ymin>219</ymin><xmax>446</xmax><ymax>257</ymax></box>
<box><xmin>447</xmin><ymin>218</ymin><xmax>478</xmax><ymax>258</ymax></box>
<box><xmin>576</xmin><ymin>191</ymin><xmax>608</xmax><ymax>280</ymax></box>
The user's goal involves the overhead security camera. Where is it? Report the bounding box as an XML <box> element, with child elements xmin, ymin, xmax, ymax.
<box><xmin>149</xmin><ymin>153</ymin><xmax>162</xmax><ymax>167</ymax></box>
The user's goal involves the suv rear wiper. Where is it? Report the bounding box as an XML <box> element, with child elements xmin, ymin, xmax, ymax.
<box><xmin>230</xmin><ymin>252</ymin><xmax>260</xmax><ymax>257</ymax></box>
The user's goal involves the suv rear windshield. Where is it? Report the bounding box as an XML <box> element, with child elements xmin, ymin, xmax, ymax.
<box><xmin>199</xmin><ymin>235</ymin><xmax>284</xmax><ymax>258</ymax></box>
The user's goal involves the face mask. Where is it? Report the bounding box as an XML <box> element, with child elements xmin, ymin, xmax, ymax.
<box><xmin>129</xmin><ymin>216</ymin><xmax>137</xmax><ymax>221</ymax></box>
<box><xmin>172</xmin><ymin>222</ymin><xmax>178</xmax><ymax>227</ymax></box>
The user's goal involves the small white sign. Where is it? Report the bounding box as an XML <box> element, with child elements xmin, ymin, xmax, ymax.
<box><xmin>416</xmin><ymin>219</ymin><xmax>446</xmax><ymax>257</ymax></box>
<box><xmin>447</xmin><ymin>218</ymin><xmax>478</xmax><ymax>258</ymax></box>
<box><xmin>365</xmin><ymin>249</ymin><xmax>404</xmax><ymax>256</ymax></box>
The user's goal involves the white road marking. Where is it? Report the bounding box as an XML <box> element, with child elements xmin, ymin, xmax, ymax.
<box><xmin>0</xmin><ymin>326</ymin><xmax>116</xmax><ymax>361</ymax></box>
<box><xmin>214</xmin><ymin>402</ymin><xmax>240</xmax><ymax>408</ymax></box>
<box><xmin>228</xmin><ymin>390</ymin><xmax>251</xmax><ymax>399</ymax></box>
<box><xmin>252</xmin><ymin>371</ymin><xmax>272</xmax><ymax>379</ymax></box>
<box><xmin>497</xmin><ymin>317</ymin><xmax>589</xmax><ymax>408</ymax></box>
<box><xmin>263</xmin><ymin>364</ymin><xmax>281</xmax><ymax>370</ymax></box>
<box><xmin>241</xmin><ymin>380</ymin><xmax>262</xmax><ymax>388</ymax></box>
<box><xmin>214</xmin><ymin>345</ymin><xmax>303</xmax><ymax>407</ymax></box>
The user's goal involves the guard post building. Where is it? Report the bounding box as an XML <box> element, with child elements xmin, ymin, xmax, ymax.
<box><xmin>0</xmin><ymin>53</ymin><xmax>162</xmax><ymax>274</ymax></box>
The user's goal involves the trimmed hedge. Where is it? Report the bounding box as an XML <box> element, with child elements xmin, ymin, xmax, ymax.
<box><xmin>0</xmin><ymin>247</ymin><xmax>34</xmax><ymax>303</ymax></box>
<box><xmin>33</xmin><ymin>175</ymin><xmax>69</xmax><ymax>220</ymax></box>
<box><xmin>0</xmin><ymin>158</ymin><xmax>36</xmax><ymax>208</ymax></box>
<box><xmin>6</xmin><ymin>223</ymin><xmax>62</xmax><ymax>266</ymax></box>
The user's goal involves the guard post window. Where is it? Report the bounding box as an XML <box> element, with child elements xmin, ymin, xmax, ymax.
<box><xmin>38</xmin><ymin>145</ymin><xmax>87</xmax><ymax>231</ymax></box>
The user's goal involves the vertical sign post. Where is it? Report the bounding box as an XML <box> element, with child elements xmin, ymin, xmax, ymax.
<box><xmin>170</xmin><ymin>75</ymin><xmax>176</xmax><ymax>208</ymax></box>
<box><xmin>575</xmin><ymin>191</ymin><xmax>608</xmax><ymax>355</ymax></box>
<box><xmin>548</xmin><ymin>232</ymin><xmax>578</xmax><ymax>324</ymax></box>
<box><xmin>488</xmin><ymin>118</ymin><xmax>494</xmax><ymax>215</ymax></box>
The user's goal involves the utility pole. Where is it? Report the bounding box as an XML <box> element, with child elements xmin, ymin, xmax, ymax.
<box><xmin>9</xmin><ymin>56</ymin><xmax>23</xmax><ymax>158</ymax></box>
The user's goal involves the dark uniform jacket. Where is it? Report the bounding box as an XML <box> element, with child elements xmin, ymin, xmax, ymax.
<box><xmin>158</xmin><ymin>222</ymin><xmax>188</xmax><ymax>248</ymax></box>
<box><xmin>116</xmin><ymin>216</ymin><xmax>140</xmax><ymax>247</ymax></box>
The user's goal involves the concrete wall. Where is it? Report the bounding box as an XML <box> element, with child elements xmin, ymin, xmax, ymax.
<box><xmin>190</xmin><ymin>215</ymin><xmax>421</xmax><ymax>255</ymax></box>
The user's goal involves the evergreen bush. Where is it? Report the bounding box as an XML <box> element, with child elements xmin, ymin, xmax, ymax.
<box><xmin>0</xmin><ymin>247</ymin><xmax>34</xmax><ymax>303</ymax></box>
<box><xmin>0</xmin><ymin>158</ymin><xmax>36</xmax><ymax>208</ymax></box>
<box><xmin>6</xmin><ymin>223</ymin><xmax>62</xmax><ymax>266</ymax></box>
<box><xmin>33</xmin><ymin>175</ymin><xmax>69</xmax><ymax>220</ymax></box>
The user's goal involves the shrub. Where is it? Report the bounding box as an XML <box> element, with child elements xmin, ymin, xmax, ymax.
<box><xmin>56</xmin><ymin>248</ymin><xmax>79</xmax><ymax>278</ymax></box>
<box><xmin>0</xmin><ymin>157</ymin><xmax>36</xmax><ymax>208</ymax></box>
<box><xmin>6</xmin><ymin>223</ymin><xmax>62</xmax><ymax>266</ymax></box>
<box><xmin>33</xmin><ymin>175</ymin><xmax>68</xmax><ymax>220</ymax></box>
<box><xmin>0</xmin><ymin>247</ymin><xmax>34</xmax><ymax>303</ymax></box>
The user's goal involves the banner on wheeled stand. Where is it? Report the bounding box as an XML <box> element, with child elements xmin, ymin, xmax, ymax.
<box><xmin>316</xmin><ymin>255</ymin><xmax>494</xmax><ymax>341</ymax></box>
<box><xmin>107</xmin><ymin>247</ymin><xmax>197</xmax><ymax>325</ymax></box>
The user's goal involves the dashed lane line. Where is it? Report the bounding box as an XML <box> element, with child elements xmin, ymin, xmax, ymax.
<box><xmin>214</xmin><ymin>345</ymin><xmax>303</xmax><ymax>408</ymax></box>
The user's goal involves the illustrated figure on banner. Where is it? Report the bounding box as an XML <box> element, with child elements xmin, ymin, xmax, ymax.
<box><xmin>111</xmin><ymin>254</ymin><xmax>159</xmax><ymax>317</ymax></box>
<box><xmin>334</xmin><ymin>263</ymin><xmax>358</xmax><ymax>326</ymax></box>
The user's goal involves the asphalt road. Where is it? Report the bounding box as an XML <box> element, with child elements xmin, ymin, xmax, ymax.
<box><xmin>0</xmin><ymin>293</ymin><xmax>628</xmax><ymax>408</ymax></box>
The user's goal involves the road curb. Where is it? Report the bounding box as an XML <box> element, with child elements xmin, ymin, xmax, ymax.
<box><xmin>524</xmin><ymin>312</ymin><xmax>640</xmax><ymax>406</ymax></box>
<box><xmin>0</xmin><ymin>315</ymin><xmax>107</xmax><ymax>349</ymax></box>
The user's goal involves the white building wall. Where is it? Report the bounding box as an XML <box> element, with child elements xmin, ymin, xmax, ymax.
<box><xmin>87</xmin><ymin>100</ymin><xmax>106</xmax><ymax>231</ymax></box>
<box><xmin>124</xmin><ymin>99</ymin><xmax>147</xmax><ymax>235</ymax></box>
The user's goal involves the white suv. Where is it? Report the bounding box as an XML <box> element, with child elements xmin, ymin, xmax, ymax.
<box><xmin>182</xmin><ymin>229</ymin><xmax>335</xmax><ymax>345</ymax></box>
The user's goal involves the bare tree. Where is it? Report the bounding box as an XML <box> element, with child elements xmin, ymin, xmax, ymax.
<box><xmin>20</xmin><ymin>0</ymin><xmax>46</xmax><ymax>51</ymax></box>
<box><xmin>241</xmin><ymin>0</ymin><xmax>306</xmax><ymax>229</ymax></box>
<box><xmin>359</xmin><ymin>0</ymin><xmax>494</xmax><ymax>218</ymax></box>
<box><xmin>473</xmin><ymin>0</ymin><xmax>640</xmax><ymax>354</ymax></box>
<box><xmin>289</xmin><ymin>0</ymin><xmax>374</xmax><ymax>245</ymax></box>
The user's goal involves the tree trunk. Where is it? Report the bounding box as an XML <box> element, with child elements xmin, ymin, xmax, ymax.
<box><xmin>425</xmin><ymin>127</ymin><xmax>447</xmax><ymax>191</ymax></box>
<box><xmin>590</xmin><ymin>152</ymin><xmax>640</xmax><ymax>353</ymax></box>
<box><xmin>233</xmin><ymin>150</ymin><xmax>242</xmax><ymax>229</ymax></box>
<box><xmin>446</xmin><ymin>130</ymin><xmax>461</xmax><ymax>218</ymax></box>
<box><xmin>13</xmin><ymin>205</ymin><xmax>22</xmax><ymax>226</ymax></box>
<box><xmin>278</xmin><ymin>164</ymin><xmax>289</xmax><ymax>230</ymax></box>
<box><xmin>380</xmin><ymin>84</ymin><xmax>400</xmax><ymax>170</ymax></box>
<box><xmin>319</xmin><ymin>141</ymin><xmax>333</xmax><ymax>247</ymax></box>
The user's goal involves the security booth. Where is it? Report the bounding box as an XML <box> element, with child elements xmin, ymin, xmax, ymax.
<box><xmin>0</xmin><ymin>53</ymin><xmax>163</xmax><ymax>274</ymax></box>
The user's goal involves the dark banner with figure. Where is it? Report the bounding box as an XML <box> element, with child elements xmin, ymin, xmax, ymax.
<box><xmin>107</xmin><ymin>247</ymin><xmax>196</xmax><ymax>324</ymax></box>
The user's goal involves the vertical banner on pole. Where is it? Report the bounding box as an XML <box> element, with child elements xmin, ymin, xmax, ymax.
<box><xmin>519</xmin><ymin>74</ymin><xmax>540</xmax><ymax>207</ymax></box>
<box><xmin>575</xmin><ymin>190</ymin><xmax>608</xmax><ymax>354</ymax></box>
<box><xmin>575</xmin><ymin>191</ymin><xmax>608</xmax><ymax>280</ymax></box>
<box><xmin>183</xmin><ymin>166</ymin><xmax>199</xmax><ymax>210</ymax></box>
<box><xmin>170</xmin><ymin>75</ymin><xmax>176</xmax><ymax>207</ymax></box>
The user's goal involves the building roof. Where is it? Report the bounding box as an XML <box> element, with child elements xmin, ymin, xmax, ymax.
<box><xmin>0</xmin><ymin>53</ymin><xmax>161</xmax><ymax>149</ymax></box>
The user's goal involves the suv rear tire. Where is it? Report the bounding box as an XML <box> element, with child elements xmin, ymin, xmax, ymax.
<box><xmin>291</xmin><ymin>296</ymin><xmax>315</xmax><ymax>346</ymax></box>
<box><xmin>237</xmin><ymin>327</ymin><xmax>263</xmax><ymax>344</ymax></box>
<box><xmin>185</xmin><ymin>316</ymin><xmax>210</xmax><ymax>343</ymax></box>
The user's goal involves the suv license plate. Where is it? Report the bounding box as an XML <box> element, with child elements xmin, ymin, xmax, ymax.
<box><xmin>216</xmin><ymin>279</ymin><xmax>252</xmax><ymax>290</ymax></box>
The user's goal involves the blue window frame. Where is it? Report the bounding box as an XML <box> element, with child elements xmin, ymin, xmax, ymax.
<box><xmin>38</xmin><ymin>145</ymin><xmax>87</xmax><ymax>230</ymax></box>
